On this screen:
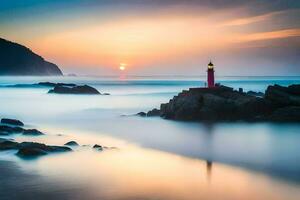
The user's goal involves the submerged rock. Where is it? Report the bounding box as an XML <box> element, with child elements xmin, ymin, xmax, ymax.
<box><xmin>48</xmin><ymin>85</ymin><xmax>100</xmax><ymax>94</ymax></box>
<box><xmin>93</xmin><ymin>144</ymin><xmax>103</xmax><ymax>150</ymax></box>
<box><xmin>1</xmin><ymin>118</ymin><xmax>24</xmax><ymax>126</ymax></box>
<box><xmin>64</xmin><ymin>141</ymin><xmax>79</xmax><ymax>146</ymax></box>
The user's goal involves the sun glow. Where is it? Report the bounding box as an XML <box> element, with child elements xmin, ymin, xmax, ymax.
<box><xmin>119</xmin><ymin>63</ymin><xmax>127</xmax><ymax>71</ymax></box>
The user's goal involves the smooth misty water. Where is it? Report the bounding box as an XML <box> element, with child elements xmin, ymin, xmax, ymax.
<box><xmin>0</xmin><ymin>76</ymin><xmax>300</xmax><ymax>200</ymax></box>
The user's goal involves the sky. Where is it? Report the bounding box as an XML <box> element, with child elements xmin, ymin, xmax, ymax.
<box><xmin>0</xmin><ymin>0</ymin><xmax>300</xmax><ymax>76</ymax></box>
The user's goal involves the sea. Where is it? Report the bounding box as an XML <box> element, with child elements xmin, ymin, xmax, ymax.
<box><xmin>0</xmin><ymin>76</ymin><xmax>300</xmax><ymax>200</ymax></box>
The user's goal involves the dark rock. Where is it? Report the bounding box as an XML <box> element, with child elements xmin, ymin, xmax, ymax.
<box><xmin>64</xmin><ymin>141</ymin><xmax>79</xmax><ymax>146</ymax></box>
<box><xmin>144</xmin><ymin>84</ymin><xmax>300</xmax><ymax>122</ymax></box>
<box><xmin>0</xmin><ymin>125</ymin><xmax>23</xmax><ymax>135</ymax></box>
<box><xmin>0</xmin><ymin>125</ymin><xmax>24</xmax><ymax>136</ymax></box>
<box><xmin>147</xmin><ymin>108</ymin><xmax>161</xmax><ymax>116</ymax></box>
<box><xmin>16</xmin><ymin>142</ymin><xmax>72</xmax><ymax>157</ymax></box>
<box><xmin>0</xmin><ymin>140</ymin><xmax>19</xmax><ymax>150</ymax></box>
<box><xmin>17</xmin><ymin>148</ymin><xmax>48</xmax><ymax>157</ymax></box>
<box><xmin>93</xmin><ymin>144</ymin><xmax>103</xmax><ymax>150</ymax></box>
<box><xmin>1</xmin><ymin>118</ymin><xmax>24</xmax><ymax>126</ymax></box>
<box><xmin>0</xmin><ymin>38</ymin><xmax>62</xmax><ymax>76</ymax></box>
<box><xmin>103</xmin><ymin>93</ymin><xmax>110</xmax><ymax>95</ymax></box>
<box><xmin>137</xmin><ymin>112</ymin><xmax>147</xmax><ymax>117</ymax></box>
<box><xmin>267</xmin><ymin>106</ymin><xmax>300</xmax><ymax>122</ymax></box>
<box><xmin>37</xmin><ymin>82</ymin><xmax>76</xmax><ymax>87</ymax></box>
<box><xmin>246</xmin><ymin>91</ymin><xmax>264</xmax><ymax>97</ymax></box>
<box><xmin>265</xmin><ymin>84</ymin><xmax>300</xmax><ymax>107</ymax></box>
<box><xmin>18</xmin><ymin>142</ymin><xmax>71</xmax><ymax>152</ymax></box>
<box><xmin>12</xmin><ymin>127</ymin><xmax>24</xmax><ymax>133</ymax></box>
<box><xmin>23</xmin><ymin>129</ymin><xmax>44</xmax><ymax>136</ymax></box>
<box><xmin>1</xmin><ymin>139</ymin><xmax>73</xmax><ymax>157</ymax></box>
<box><xmin>48</xmin><ymin>85</ymin><xmax>100</xmax><ymax>94</ymax></box>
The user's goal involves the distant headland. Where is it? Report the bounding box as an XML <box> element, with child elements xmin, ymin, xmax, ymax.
<box><xmin>0</xmin><ymin>38</ymin><xmax>62</xmax><ymax>76</ymax></box>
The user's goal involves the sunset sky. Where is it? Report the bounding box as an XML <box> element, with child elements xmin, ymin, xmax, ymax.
<box><xmin>0</xmin><ymin>0</ymin><xmax>299</xmax><ymax>76</ymax></box>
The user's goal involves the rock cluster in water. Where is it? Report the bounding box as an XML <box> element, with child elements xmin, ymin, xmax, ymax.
<box><xmin>0</xmin><ymin>118</ymin><xmax>116</xmax><ymax>157</ymax></box>
<box><xmin>140</xmin><ymin>84</ymin><xmax>300</xmax><ymax>122</ymax></box>
<box><xmin>0</xmin><ymin>118</ymin><xmax>44</xmax><ymax>136</ymax></box>
<box><xmin>0</xmin><ymin>139</ymin><xmax>72</xmax><ymax>157</ymax></box>
<box><xmin>3</xmin><ymin>82</ymin><xmax>110</xmax><ymax>95</ymax></box>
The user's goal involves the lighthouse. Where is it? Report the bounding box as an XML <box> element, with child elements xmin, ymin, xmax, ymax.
<box><xmin>207</xmin><ymin>61</ymin><xmax>215</xmax><ymax>88</ymax></box>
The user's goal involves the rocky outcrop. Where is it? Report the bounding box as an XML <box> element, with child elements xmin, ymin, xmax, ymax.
<box><xmin>142</xmin><ymin>84</ymin><xmax>300</xmax><ymax>122</ymax></box>
<box><xmin>0</xmin><ymin>139</ymin><xmax>72</xmax><ymax>157</ymax></box>
<box><xmin>64</xmin><ymin>141</ymin><xmax>79</xmax><ymax>146</ymax></box>
<box><xmin>1</xmin><ymin>118</ymin><xmax>24</xmax><ymax>126</ymax></box>
<box><xmin>0</xmin><ymin>125</ymin><xmax>23</xmax><ymax>135</ymax></box>
<box><xmin>0</xmin><ymin>38</ymin><xmax>62</xmax><ymax>76</ymax></box>
<box><xmin>265</xmin><ymin>84</ymin><xmax>300</xmax><ymax>107</ymax></box>
<box><xmin>0</xmin><ymin>119</ymin><xmax>44</xmax><ymax>136</ymax></box>
<box><xmin>48</xmin><ymin>85</ymin><xmax>101</xmax><ymax>94</ymax></box>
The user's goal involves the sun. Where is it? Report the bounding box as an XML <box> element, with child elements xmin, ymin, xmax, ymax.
<box><xmin>119</xmin><ymin>63</ymin><xmax>126</xmax><ymax>71</ymax></box>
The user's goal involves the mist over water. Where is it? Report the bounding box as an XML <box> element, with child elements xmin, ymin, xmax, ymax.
<box><xmin>1</xmin><ymin>76</ymin><xmax>300</xmax><ymax>200</ymax></box>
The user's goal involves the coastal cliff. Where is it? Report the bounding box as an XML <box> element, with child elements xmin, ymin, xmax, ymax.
<box><xmin>0</xmin><ymin>38</ymin><xmax>62</xmax><ymax>76</ymax></box>
<box><xmin>142</xmin><ymin>84</ymin><xmax>300</xmax><ymax>122</ymax></box>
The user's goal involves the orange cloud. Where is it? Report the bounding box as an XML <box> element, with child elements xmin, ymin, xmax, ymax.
<box><xmin>237</xmin><ymin>29</ymin><xmax>300</xmax><ymax>42</ymax></box>
<box><xmin>221</xmin><ymin>10</ymin><xmax>284</xmax><ymax>26</ymax></box>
